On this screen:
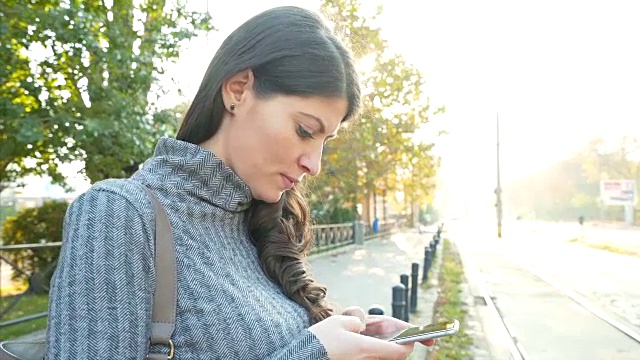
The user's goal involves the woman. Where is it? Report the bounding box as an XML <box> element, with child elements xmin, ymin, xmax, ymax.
<box><xmin>45</xmin><ymin>6</ymin><xmax>434</xmax><ymax>359</ymax></box>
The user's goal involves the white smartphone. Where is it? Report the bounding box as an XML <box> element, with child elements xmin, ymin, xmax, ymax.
<box><xmin>375</xmin><ymin>319</ymin><xmax>460</xmax><ymax>344</ymax></box>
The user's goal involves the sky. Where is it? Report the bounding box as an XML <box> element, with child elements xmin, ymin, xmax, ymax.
<box><xmin>159</xmin><ymin>0</ymin><xmax>640</xmax><ymax>215</ymax></box>
<box><xmin>11</xmin><ymin>0</ymin><xmax>640</xmax><ymax>214</ymax></box>
<box><xmin>377</xmin><ymin>0</ymin><xmax>640</xmax><ymax>214</ymax></box>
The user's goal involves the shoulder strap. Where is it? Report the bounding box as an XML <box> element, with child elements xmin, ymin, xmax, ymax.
<box><xmin>141</xmin><ymin>186</ymin><xmax>177</xmax><ymax>360</ymax></box>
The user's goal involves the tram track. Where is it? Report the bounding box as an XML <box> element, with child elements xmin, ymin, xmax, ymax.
<box><xmin>455</xmin><ymin>235</ymin><xmax>640</xmax><ymax>360</ymax></box>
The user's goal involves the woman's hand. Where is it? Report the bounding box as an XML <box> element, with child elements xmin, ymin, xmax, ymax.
<box><xmin>308</xmin><ymin>315</ymin><xmax>415</xmax><ymax>360</ymax></box>
<box><xmin>342</xmin><ymin>306</ymin><xmax>436</xmax><ymax>348</ymax></box>
<box><xmin>307</xmin><ymin>307</ymin><xmax>435</xmax><ymax>360</ymax></box>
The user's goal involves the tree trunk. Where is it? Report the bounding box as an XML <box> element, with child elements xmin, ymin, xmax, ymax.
<box><xmin>382</xmin><ymin>189</ymin><xmax>387</xmax><ymax>222</ymax></box>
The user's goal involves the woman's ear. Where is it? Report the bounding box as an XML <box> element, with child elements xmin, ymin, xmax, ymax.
<box><xmin>222</xmin><ymin>69</ymin><xmax>255</xmax><ymax>112</ymax></box>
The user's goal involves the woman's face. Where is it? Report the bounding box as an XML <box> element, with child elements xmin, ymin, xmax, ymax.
<box><xmin>209</xmin><ymin>73</ymin><xmax>348</xmax><ymax>203</ymax></box>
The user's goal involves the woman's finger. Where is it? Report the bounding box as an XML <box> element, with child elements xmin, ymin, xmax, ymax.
<box><xmin>336</xmin><ymin>315</ymin><xmax>367</xmax><ymax>333</ymax></box>
<box><xmin>354</xmin><ymin>333</ymin><xmax>415</xmax><ymax>360</ymax></box>
<box><xmin>342</xmin><ymin>306</ymin><xmax>366</xmax><ymax>325</ymax></box>
<box><xmin>419</xmin><ymin>339</ymin><xmax>436</xmax><ymax>347</ymax></box>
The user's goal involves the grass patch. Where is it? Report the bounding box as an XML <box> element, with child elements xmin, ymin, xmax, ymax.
<box><xmin>568</xmin><ymin>238</ymin><xmax>639</xmax><ymax>257</ymax></box>
<box><xmin>583</xmin><ymin>243</ymin><xmax>638</xmax><ymax>257</ymax></box>
<box><xmin>427</xmin><ymin>239</ymin><xmax>473</xmax><ymax>360</ymax></box>
<box><xmin>0</xmin><ymin>294</ymin><xmax>49</xmax><ymax>339</ymax></box>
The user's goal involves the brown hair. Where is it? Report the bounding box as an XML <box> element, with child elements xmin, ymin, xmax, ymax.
<box><xmin>176</xmin><ymin>6</ymin><xmax>361</xmax><ymax>324</ymax></box>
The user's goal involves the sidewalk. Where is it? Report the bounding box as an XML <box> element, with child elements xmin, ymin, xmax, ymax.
<box><xmin>309</xmin><ymin>230</ymin><xmax>440</xmax><ymax>359</ymax></box>
<box><xmin>310</xmin><ymin>230</ymin><xmax>433</xmax><ymax>313</ymax></box>
<box><xmin>311</xmin><ymin>230</ymin><xmax>501</xmax><ymax>359</ymax></box>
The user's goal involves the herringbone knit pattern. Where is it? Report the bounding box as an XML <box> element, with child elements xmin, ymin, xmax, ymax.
<box><xmin>45</xmin><ymin>137</ymin><xmax>328</xmax><ymax>359</ymax></box>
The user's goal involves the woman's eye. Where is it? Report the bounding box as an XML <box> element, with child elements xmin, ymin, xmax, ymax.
<box><xmin>297</xmin><ymin>125</ymin><xmax>314</xmax><ymax>139</ymax></box>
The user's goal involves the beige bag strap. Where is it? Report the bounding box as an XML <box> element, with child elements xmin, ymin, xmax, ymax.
<box><xmin>141</xmin><ymin>186</ymin><xmax>177</xmax><ymax>360</ymax></box>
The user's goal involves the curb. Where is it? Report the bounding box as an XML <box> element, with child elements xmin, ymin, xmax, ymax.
<box><xmin>409</xmin><ymin>236</ymin><xmax>444</xmax><ymax>360</ymax></box>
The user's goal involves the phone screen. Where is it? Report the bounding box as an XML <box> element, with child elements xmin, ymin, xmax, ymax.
<box><xmin>375</xmin><ymin>320</ymin><xmax>457</xmax><ymax>341</ymax></box>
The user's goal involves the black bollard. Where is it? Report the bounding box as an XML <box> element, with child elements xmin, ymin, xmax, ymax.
<box><xmin>410</xmin><ymin>263</ymin><xmax>419</xmax><ymax>313</ymax></box>
<box><xmin>429</xmin><ymin>241</ymin><xmax>436</xmax><ymax>269</ymax></box>
<box><xmin>422</xmin><ymin>246</ymin><xmax>431</xmax><ymax>283</ymax></box>
<box><xmin>368</xmin><ymin>304</ymin><xmax>385</xmax><ymax>315</ymax></box>
<box><xmin>392</xmin><ymin>284</ymin><xmax>406</xmax><ymax>320</ymax></box>
<box><xmin>400</xmin><ymin>274</ymin><xmax>410</xmax><ymax>322</ymax></box>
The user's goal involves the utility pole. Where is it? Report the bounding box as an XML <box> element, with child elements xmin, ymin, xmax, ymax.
<box><xmin>495</xmin><ymin>113</ymin><xmax>503</xmax><ymax>238</ymax></box>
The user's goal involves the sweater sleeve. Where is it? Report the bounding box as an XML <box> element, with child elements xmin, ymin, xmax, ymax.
<box><xmin>263</xmin><ymin>330</ymin><xmax>329</xmax><ymax>360</ymax></box>
<box><xmin>45</xmin><ymin>186</ymin><xmax>155</xmax><ymax>359</ymax></box>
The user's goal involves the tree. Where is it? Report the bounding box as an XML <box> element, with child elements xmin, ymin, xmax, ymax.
<box><xmin>310</xmin><ymin>0</ymin><xmax>442</xmax><ymax>224</ymax></box>
<box><xmin>0</xmin><ymin>0</ymin><xmax>213</xmax><ymax>190</ymax></box>
<box><xmin>320</xmin><ymin>0</ymin><xmax>386</xmax><ymax>59</ymax></box>
<box><xmin>504</xmin><ymin>136</ymin><xmax>640</xmax><ymax>221</ymax></box>
<box><xmin>395</xmin><ymin>142</ymin><xmax>440</xmax><ymax>225</ymax></box>
<box><xmin>581</xmin><ymin>136</ymin><xmax>640</xmax><ymax>183</ymax></box>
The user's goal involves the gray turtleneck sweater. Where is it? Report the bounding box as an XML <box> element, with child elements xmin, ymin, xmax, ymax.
<box><xmin>45</xmin><ymin>137</ymin><xmax>328</xmax><ymax>359</ymax></box>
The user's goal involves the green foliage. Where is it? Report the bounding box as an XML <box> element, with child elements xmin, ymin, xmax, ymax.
<box><xmin>0</xmin><ymin>0</ymin><xmax>213</xmax><ymax>187</ymax></box>
<box><xmin>314</xmin><ymin>0</ymin><xmax>442</xmax><ymax>219</ymax></box>
<box><xmin>310</xmin><ymin>196</ymin><xmax>357</xmax><ymax>224</ymax></box>
<box><xmin>1</xmin><ymin>203</ymin><xmax>18</xmax><ymax>229</ymax></box>
<box><xmin>419</xmin><ymin>204</ymin><xmax>439</xmax><ymax>224</ymax></box>
<box><xmin>1</xmin><ymin>201</ymin><xmax>69</xmax><ymax>288</ymax></box>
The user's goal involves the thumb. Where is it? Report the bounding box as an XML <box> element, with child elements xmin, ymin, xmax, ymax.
<box><xmin>337</xmin><ymin>315</ymin><xmax>366</xmax><ymax>333</ymax></box>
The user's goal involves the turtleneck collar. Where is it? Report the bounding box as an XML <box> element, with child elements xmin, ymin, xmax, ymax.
<box><xmin>134</xmin><ymin>137</ymin><xmax>253</xmax><ymax>212</ymax></box>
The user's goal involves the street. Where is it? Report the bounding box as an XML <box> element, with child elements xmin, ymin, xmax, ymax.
<box><xmin>451</xmin><ymin>219</ymin><xmax>640</xmax><ymax>360</ymax></box>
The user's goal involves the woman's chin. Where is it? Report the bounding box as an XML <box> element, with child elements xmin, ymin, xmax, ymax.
<box><xmin>252</xmin><ymin>189</ymin><xmax>285</xmax><ymax>204</ymax></box>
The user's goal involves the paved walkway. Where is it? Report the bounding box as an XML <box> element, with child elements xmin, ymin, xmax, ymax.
<box><xmin>310</xmin><ymin>230</ymin><xmax>432</xmax><ymax>313</ymax></box>
<box><xmin>310</xmin><ymin>230</ymin><xmax>452</xmax><ymax>359</ymax></box>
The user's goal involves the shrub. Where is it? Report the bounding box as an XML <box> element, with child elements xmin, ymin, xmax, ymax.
<box><xmin>1</xmin><ymin>200</ymin><xmax>68</xmax><ymax>292</ymax></box>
